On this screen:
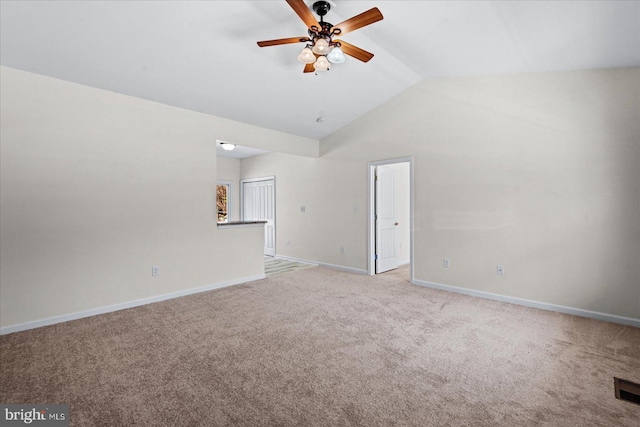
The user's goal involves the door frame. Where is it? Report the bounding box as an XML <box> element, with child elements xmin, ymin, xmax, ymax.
<box><xmin>240</xmin><ymin>176</ymin><xmax>276</xmax><ymax>255</ymax></box>
<box><xmin>367</xmin><ymin>157</ymin><xmax>414</xmax><ymax>281</ymax></box>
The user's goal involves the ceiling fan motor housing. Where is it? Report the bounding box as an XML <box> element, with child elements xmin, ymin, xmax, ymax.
<box><xmin>312</xmin><ymin>1</ymin><xmax>331</xmax><ymax>17</ymax></box>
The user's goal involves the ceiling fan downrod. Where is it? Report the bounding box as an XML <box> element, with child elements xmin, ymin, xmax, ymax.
<box><xmin>309</xmin><ymin>1</ymin><xmax>340</xmax><ymax>44</ymax></box>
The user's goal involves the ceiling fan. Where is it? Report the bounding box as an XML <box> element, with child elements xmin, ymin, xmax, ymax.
<box><xmin>257</xmin><ymin>0</ymin><xmax>383</xmax><ymax>73</ymax></box>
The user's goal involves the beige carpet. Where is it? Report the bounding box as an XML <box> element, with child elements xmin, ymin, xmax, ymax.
<box><xmin>1</xmin><ymin>266</ymin><xmax>639</xmax><ymax>426</ymax></box>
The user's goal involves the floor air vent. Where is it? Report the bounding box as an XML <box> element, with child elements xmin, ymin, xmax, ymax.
<box><xmin>614</xmin><ymin>377</ymin><xmax>640</xmax><ymax>405</ymax></box>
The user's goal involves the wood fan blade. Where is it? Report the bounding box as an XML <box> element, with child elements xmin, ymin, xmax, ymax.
<box><xmin>332</xmin><ymin>7</ymin><xmax>383</xmax><ymax>36</ymax></box>
<box><xmin>335</xmin><ymin>40</ymin><xmax>374</xmax><ymax>62</ymax></box>
<box><xmin>286</xmin><ymin>0</ymin><xmax>321</xmax><ymax>30</ymax></box>
<box><xmin>257</xmin><ymin>36</ymin><xmax>310</xmax><ymax>47</ymax></box>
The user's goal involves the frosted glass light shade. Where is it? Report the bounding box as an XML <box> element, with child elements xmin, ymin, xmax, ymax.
<box><xmin>327</xmin><ymin>46</ymin><xmax>346</xmax><ymax>64</ymax></box>
<box><xmin>220</xmin><ymin>143</ymin><xmax>236</xmax><ymax>151</ymax></box>
<box><xmin>311</xmin><ymin>38</ymin><xmax>331</xmax><ymax>55</ymax></box>
<box><xmin>297</xmin><ymin>47</ymin><xmax>316</xmax><ymax>64</ymax></box>
<box><xmin>313</xmin><ymin>55</ymin><xmax>330</xmax><ymax>71</ymax></box>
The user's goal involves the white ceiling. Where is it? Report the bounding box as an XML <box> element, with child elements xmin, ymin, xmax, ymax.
<box><xmin>1</xmin><ymin>1</ymin><xmax>639</xmax><ymax>141</ymax></box>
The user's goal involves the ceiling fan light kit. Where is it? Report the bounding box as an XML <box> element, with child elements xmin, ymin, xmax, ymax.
<box><xmin>297</xmin><ymin>47</ymin><xmax>316</xmax><ymax>64</ymax></box>
<box><xmin>326</xmin><ymin>46</ymin><xmax>345</xmax><ymax>64</ymax></box>
<box><xmin>313</xmin><ymin>55</ymin><xmax>331</xmax><ymax>71</ymax></box>
<box><xmin>257</xmin><ymin>0</ymin><xmax>383</xmax><ymax>74</ymax></box>
<box><xmin>311</xmin><ymin>38</ymin><xmax>331</xmax><ymax>55</ymax></box>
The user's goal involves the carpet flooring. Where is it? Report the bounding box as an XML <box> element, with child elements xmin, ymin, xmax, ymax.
<box><xmin>1</xmin><ymin>266</ymin><xmax>639</xmax><ymax>426</ymax></box>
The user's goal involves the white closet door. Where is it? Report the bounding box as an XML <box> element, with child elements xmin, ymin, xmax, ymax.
<box><xmin>242</xmin><ymin>178</ymin><xmax>275</xmax><ymax>256</ymax></box>
<box><xmin>375</xmin><ymin>166</ymin><xmax>398</xmax><ymax>273</ymax></box>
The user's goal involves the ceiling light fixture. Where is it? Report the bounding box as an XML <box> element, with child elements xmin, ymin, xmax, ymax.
<box><xmin>313</xmin><ymin>55</ymin><xmax>330</xmax><ymax>71</ymax></box>
<box><xmin>292</xmin><ymin>2</ymin><xmax>349</xmax><ymax>73</ymax></box>
<box><xmin>311</xmin><ymin>38</ymin><xmax>331</xmax><ymax>55</ymax></box>
<box><xmin>305</xmin><ymin>2</ymin><xmax>339</xmax><ymax>73</ymax></box>
<box><xmin>219</xmin><ymin>142</ymin><xmax>236</xmax><ymax>151</ymax></box>
<box><xmin>326</xmin><ymin>46</ymin><xmax>345</xmax><ymax>64</ymax></box>
<box><xmin>257</xmin><ymin>1</ymin><xmax>383</xmax><ymax>74</ymax></box>
<box><xmin>297</xmin><ymin>47</ymin><xmax>316</xmax><ymax>64</ymax></box>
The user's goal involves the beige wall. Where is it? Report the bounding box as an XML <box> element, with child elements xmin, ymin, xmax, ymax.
<box><xmin>217</xmin><ymin>157</ymin><xmax>241</xmax><ymax>222</ymax></box>
<box><xmin>2</xmin><ymin>66</ymin><xmax>638</xmax><ymax>328</ymax></box>
<box><xmin>241</xmin><ymin>154</ymin><xmax>369</xmax><ymax>269</ymax></box>
<box><xmin>243</xmin><ymin>67</ymin><xmax>640</xmax><ymax>320</ymax></box>
<box><xmin>0</xmin><ymin>67</ymin><xmax>319</xmax><ymax>329</ymax></box>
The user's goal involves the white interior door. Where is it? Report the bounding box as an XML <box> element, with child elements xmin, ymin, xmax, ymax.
<box><xmin>375</xmin><ymin>166</ymin><xmax>398</xmax><ymax>273</ymax></box>
<box><xmin>242</xmin><ymin>178</ymin><xmax>275</xmax><ymax>256</ymax></box>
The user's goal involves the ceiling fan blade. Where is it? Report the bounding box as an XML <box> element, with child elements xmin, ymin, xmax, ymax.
<box><xmin>257</xmin><ymin>36</ymin><xmax>310</xmax><ymax>47</ymax></box>
<box><xmin>335</xmin><ymin>40</ymin><xmax>374</xmax><ymax>63</ymax></box>
<box><xmin>332</xmin><ymin>7</ymin><xmax>383</xmax><ymax>36</ymax></box>
<box><xmin>286</xmin><ymin>0</ymin><xmax>321</xmax><ymax>30</ymax></box>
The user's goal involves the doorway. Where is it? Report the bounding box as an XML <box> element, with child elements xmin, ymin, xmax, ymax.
<box><xmin>368</xmin><ymin>158</ymin><xmax>413</xmax><ymax>280</ymax></box>
<box><xmin>241</xmin><ymin>176</ymin><xmax>275</xmax><ymax>256</ymax></box>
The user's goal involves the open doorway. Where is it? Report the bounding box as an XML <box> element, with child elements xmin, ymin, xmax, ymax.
<box><xmin>368</xmin><ymin>157</ymin><xmax>413</xmax><ymax>281</ymax></box>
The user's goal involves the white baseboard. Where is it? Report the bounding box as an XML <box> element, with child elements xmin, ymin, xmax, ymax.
<box><xmin>398</xmin><ymin>259</ymin><xmax>411</xmax><ymax>266</ymax></box>
<box><xmin>275</xmin><ymin>254</ymin><xmax>367</xmax><ymax>275</ymax></box>
<box><xmin>412</xmin><ymin>278</ymin><xmax>640</xmax><ymax>328</ymax></box>
<box><xmin>0</xmin><ymin>274</ymin><xmax>265</xmax><ymax>336</ymax></box>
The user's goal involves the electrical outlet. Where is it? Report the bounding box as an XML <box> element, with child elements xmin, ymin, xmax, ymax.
<box><xmin>287</xmin><ymin>240</ymin><xmax>291</xmax><ymax>246</ymax></box>
<box><xmin>497</xmin><ymin>265</ymin><xmax>504</xmax><ymax>275</ymax></box>
<box><xmin>300</xmin><ymin>206</ymin><xmax>306</xmax><ymax>213</ymax></box>
<box><xmin>340</xmin><ymin>246</ymin><xmax>346</xmax><ymax>254</ymax></box>
<box><xmin>443</xmin><ymin>258</ymin><xmax>451</xmax><ymax>268</ymax></box>
<box><xmin>152</xmin><ymin>266</ymin><xmax>159</xmax><ymax>277</ymax></box>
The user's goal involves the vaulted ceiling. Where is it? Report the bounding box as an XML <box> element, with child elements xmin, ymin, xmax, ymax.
<box><xmin>1</xmin><ymin>1</ymin><xmax>639</xmax><ymax>141</ymax></box>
